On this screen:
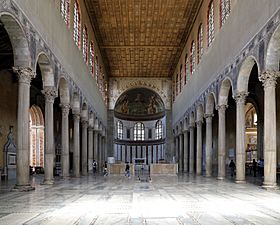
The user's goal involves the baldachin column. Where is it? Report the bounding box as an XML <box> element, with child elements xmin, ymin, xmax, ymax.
<box><xmin>42</xmin><ymin>86</ymin><xmax>57</xmax><ymax>185</ymax></box>
<box><xmin>235</xmin><ymin>92</ymin><xmax>248</xmax><ymax>183</ymax></box>
<box><xmin>12</xmin><ymin>67</ymin><xmax>35</xmax><ymax>191</ymax></box>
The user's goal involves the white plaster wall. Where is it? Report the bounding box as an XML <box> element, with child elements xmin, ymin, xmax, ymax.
<box><xmin>172</xmin><ymin>0</ymin><xmax>280</xmax><ymax>124</ymax></box>
<box><xmin>14</xmin><ymin>0</ymin><xmax>107</xmax><ymax>123</ymax></box>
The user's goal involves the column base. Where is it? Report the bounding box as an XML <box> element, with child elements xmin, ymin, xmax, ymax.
<box><xmin>217</xmin><ymin>176</ymin><xmax>225</xmax><ymax>180</ymax></box>
<box><xmin>41</xmin><ymin>179</ymin><xmax>54</xmax><ymax>185</ymax></box>
<box><xmin>235</xmin><ymin>179</ymin><xmax>246</xmax><ymax>184</ymax></box>
<box><xmin>261</xmin><ymin>183</ymin><xmax>278</xmax><ymax>190</ymax></box>
<box><xmin>11</xmin><ymin>184</ymin><xmax>35</xmax><ymax>192</ymax></box>
<box><xmin>205</xmin><ymin>174</ymin><xmax>212</xmax><ymax>178</ymax></box>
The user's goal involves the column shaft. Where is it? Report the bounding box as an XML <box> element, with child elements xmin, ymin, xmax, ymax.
<box><xmin>88</xmin><ymin>128</ymin><xmax>94</xmax><ymax>172</ymax></box>
<box><xmin>94</xmin><ymin>131</ymin><xmax>98</xmax><ymax>168</ymax></box>
<box><xmin>61</xmin><ymin>104</ymin><xmax>70</xmax><ymax>177</ymax></box>
<box><xmin>205</xmin><ymin>115</ymin><xmax>213</xmax><ymax>177</ymax></box>
<box><xmin>259</xmin><ymin>72</ymin><xmax>278</xmax><ymax>188</ymax></box>
<box><xmin>196</xmin><ymin>121</ymin><xmax>203</xmax><ymax>175</ymax></box>
<box><xmin>218</xmin><ymin>105</ymin><xmax>227</xmax><ymax>180</ymax></box>
<box><xmin>43</xmin><ymin>87</ymin><xmax>57</xmax><ymax>185</ymax></box>
<box><xmin>235</xmin><ymin>92</ymin><xmax>247</xmax><ymax>183</ymax></box>
<box><xmin>183</xmin><ymin>131</ymin><xmax>189</xmax><ymax>172</ymax></box>
<box><xmin>73</xmin><ymin>114</ymin><xmax>80</xmax><ymax>177</ymax></box>
<box><xmin>81</xmin><ymin>120</ymin><xmax>88</xmax><ymax>176</ymax></box>
<box><xmin>189</xmin><ymin>126</ymin><xmax>194</xmax><ymax>173</ymax></box>
<box><xmin>13</xmin><ymin>67</ymin><xmax>35</xmax><ymax>191</ymax></box>
<box><xmin>179</xmin><ymin>134</ymin><xmax>183</xmax><ymax>172</ymax></box>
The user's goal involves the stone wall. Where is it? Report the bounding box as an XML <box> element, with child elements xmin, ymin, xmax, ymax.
<box><xmin>0</xmin><ymin>70</ymin><xmax>18</xmax><ymax>170</ymax></box>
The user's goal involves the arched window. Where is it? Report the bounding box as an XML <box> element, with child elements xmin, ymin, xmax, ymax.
<box><xmin>179</xmin><ymin>65</ymin><xmax>183</xmax><ymax>92</ymax></box>
<box><xmin>207</xmin><ymin>0</ymin><xmax>215</xmax><ymax>46</ymax></box>
<box><xmin>60</xmin><ymin>0</ymin><xmax>70</xmax><ymax>28</ymax></box>
<box><xmin>184</xmin><ymin>54</ymin><xmax>189</xmax><ymax>85</ymax></box>
<box><xmin>176</xmin><ymin>73</ymin><xmax>179</xmax><ymax>95</ymax></box>
<box><xmin>117</xmin><ymin>121</ymin><xmax>123</xmax><ymax>139</ymax></box>
<box><xmin>82</xmin><ymin>26</ymin><xmax>88</xmax><ymax>63</ymax></box>
<box><xmin>95</xmin><ymin>56</ymin><xmax>99</xmax><ymax>84</ymax></box>
<box><xmin>155</xmin><ymin>120</ymin><xmax>163</xmax><ymax>140</ymax></box>
<box><xmin>197</xmin><ymin>24</ymin><xmax>203</xmax><ymax>64</ymax></box>
<box><xmin>190</xmin><ymin>41</ymin><xmax>196</xmax><ymax>74</ymax></box>
<box><xmin>220</xmin><ymin>0</ymin><xmax>231</xmax><ymax>27</ymax></box>
<box><xmin>73</xmin><ymin>0</ymin><xmax>81</xmax><ymax>48</ymax></box>
<box><xmin>134</xmin><ymin>122</ymin><xmax>144</xmax><ymax>141</ymax></box>
<box><xmin>89</xmin><ymin>41</ymin><xmax>94</xmax><ymax>76</ymax></box>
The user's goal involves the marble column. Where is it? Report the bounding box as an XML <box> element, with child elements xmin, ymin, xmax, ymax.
<box><xmin>12</xmin><ymin>67</ymin><xmax>35</xmax><ymax>191</ymax></box>
<box><xmin>73</xmin><ymin>113</ymin><xmax>80</xmax><ymax>177</ymax></box>
<box><xmin>235</xmin><ymin>92</ymin><xmax>248</xmax><ymax>183</ymax></box>
<box><xmin>205</xmin><ymin>114</ymin><xmax>213</xmax><ymax>177</ymax></box>
<box><xmin>175</xmin><ymin>136</ymin><xmax>179</xmax><ymax>163</ymax></box>
<box><xmin>88</xmin><ymin>127</ymin><xmax>94</xmax><ymax>172</ymax></box>
<box><xmin>98</xmin><ymin>134</ymin><xmax>102</xmax><ymax>172</ymax></box>
<box><xmin>217</xmin><ymin>104</ymin><xmax>227</xmax><ymax>180</ymax></box>
<box><xmin>183</xmin><ymin>130</ymin><xmax>189</xmax><ymax>172</ymax></box>
<box><xmin>259</xmin><ymin>71</ymin><xmax>279</xmax><ymax>188</ymax></box>
<box><xmin>94</xmin><ymin>131</ymin><xmax>98</xmax><ymax>166</ymax></box>
<box><xmin>42</xmin><ymin>86</ymin><xmax>57</xmax><ymax>185</ymax></box>
<box><xmin>179</xmin><ymin>134</ymin><xmax>183</xmax><ymax>172</ymax></box>
<box><xmin>60</xmin><ymin>104</ymin><xmax>70</xmax><ymax>178</ymax></box>
<box><xmin>81</xmin><ymin>119</ymin><xmax>88</xmax><ymax>176</ymax></box>
<box><xmin>189</xmin><ymin>124</ymin><xmax>195</xmax><ymax>173</ymax></box>
<box><xmin>196</xmin><ymin>120</ymin><xmax>203</xmax><ymax>175</ymax></box>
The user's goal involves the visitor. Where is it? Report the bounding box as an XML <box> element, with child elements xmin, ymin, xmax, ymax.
<box><xmin>92</xmin><ymin>160</ymin><xmax>97</xmax><ymax>175</ymax></box>
<box><xmin>252</xmin><ymin>159</ymin><xmax>257</xmax><ymax>177</ymax></box>
<box><xmin>257</xmin><ymin>158</ymin><xmax>264</xmax><ymax>177</ymax></box>
<box><xmin>229</xmin><ymin>159</ymin><xmax>236</xmax><ymax>177</ymax></box>
<box><xmin>103</xmin><ymin>161</ymin><xmax>108</xmax><ymax>177</ymax></box>
<box><xmin>125</xmin><ymin>162</ymin><xmax>130</xmax><ymax>178</ymax></box>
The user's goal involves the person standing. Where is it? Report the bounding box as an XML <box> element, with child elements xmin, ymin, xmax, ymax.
<box><xmin>92</xmin><ymin>160</ymin><xmax>97</xmax><ymax>175</ymax></box>
<box><xmin>125</xmin><ymin>162</ymin><xmax>130</xmax><ymax>178</ymax></box>
<box><xmin>229</xmin><ymin>159</ymin><xmax>236</xmax><ymax>177</ymax></box>
<box><xmin>252</xmin><ymin>159</ymin><xmax>257</xmax><ymax>177</ymax></box>
<box><xmin>103</xmin><ymin>161</ymin><xmax>108</xmax><ymax>176</ymax></box>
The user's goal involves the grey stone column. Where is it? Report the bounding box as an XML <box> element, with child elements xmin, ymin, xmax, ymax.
<box><xmin>189</xmin><ymin>124</ymin><xmax>195</xmax><ymax>173</ymax></box>
<box><xmin>81</xmin><ymin>119</ymin><xmax>88</xmax><ymax>176</ymax></box>
<box><xmin>12</xmin><ymin>67</ymin><xmax>35</xmax><ymax>191</ymax></box>
<box><xmin>98</xmin><ymin>134</ymin><xmax>102</xmax><ymax>171</ymax></box>
<box><xmin>179</xmin><ymin>134</ymin><xmax>183</xmax><ymax>172</ymax></box>
<box><xmin>175</xmin><ymin>136</ymin><xmax>179</xmax><ymax>163</ymax></box>
<box><xmin>183</xmin><ymin>130</ymin><xmax>189</xmax><ymax>172</ymax></box>
<box><xmin>217</xmin><ymin>104</ymin><xmax>227</xmax><ymax>180</ymax></box>
<box><xmin>235</xmin><ymin>92</ymin><xmax>248</xmax><ymax>183</ymax></box>
<box><xmin>94</xmin><ymin>131</ymin><xmax>98</xmax><ymax>166</ymax></box>
<box><xmin>88</xmin><ymin>127</ymin><xmax>94</xmax><ymax>172</ymax></box>
<box><xmin>259</xmin><ymin>71</ymin><xmax>279</xmax><ymax>189</ymax></box>
<box><xmin>73</xmin><ymin>113</ymin><xmax>80</xmax><ymax>177</ymax></box>
<box><xmin>196</xmin><ymin>120</ymin><xmax>203</xmax><ymax>175</ymax></box>
<box><xmin>42</xmin><ymin>86</ymin><xmax>57</xmax><ymax>185</ymax></box>
<box><xmin>60</xmin><ymin>104</ymin><xmax>70</xmax><ymax>177</ymax></box>
<box><xmin>205</xmin><ymin>114</ymin><xmax>213</xmax><ymax>177</ymax></box>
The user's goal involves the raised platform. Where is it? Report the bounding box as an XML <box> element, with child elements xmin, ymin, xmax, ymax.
<box><xmin>150</xmin><ymin>163</ymin><xmax>178</xmax><ymax>175</ymax></box>
<box><xmin>108</xmin><ymin>163</ymin><xmax>135</xmax><ymax>176</ymax></box>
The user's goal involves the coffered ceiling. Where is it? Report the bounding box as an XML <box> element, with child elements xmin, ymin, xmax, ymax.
<box><xmin>85</xmin><ymin>0</ymin><xmax>202</xmax><ymax>77</ymax></box>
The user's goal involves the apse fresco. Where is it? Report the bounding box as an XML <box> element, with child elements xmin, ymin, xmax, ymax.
<box><xmin>114</xmin><ymin>88</ymin><xmax>165</xmax><ymax>120</ymax></box>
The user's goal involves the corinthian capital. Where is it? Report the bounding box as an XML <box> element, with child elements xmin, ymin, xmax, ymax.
<box><xmin>42</xmin><ymin>86</ymin><xmax>57</xmax><ymax>103</ymax></box>
<box><xmin>259</xmin><ymin>71</ymin><xmax>280</xmax><ymax>89</ymax></box>
<box><xmin>13</xmin><ymin>67</ymin><xmax>36</xmax><ymax>84</ymax></box>
<box><xmin>216</xmin><ymin>104</ymin><xmax>228</xmax><ymax>112</ymax></box>
<box><xmin>60</xmin><ymin>104</ymin><xmax>70</xmax><ymax>117</ymax></box>
<box><xmin>234</xmin><ymin>91</ymin><xmax>248</xmax><ymax>104</ymax></box>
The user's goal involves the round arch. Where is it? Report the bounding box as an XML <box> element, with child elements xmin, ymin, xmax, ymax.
<box><xmin>196</xmin><ymin>104</ymin><xmax>204</xmax><ymax>121</ymax></box>
<box><xmin>218</xmin><ymin>77</ymin><xmax>234</xmax><ymax>106</ymax></box>
<box><xmin>0</xmin><ymin>13</ymin><xmax>31</xmax><ymax>67</ymax></box>
<box><xmin>265</xmin><ymin>24</ymin><xmax>280</xmax><ymax>71</ymax></box>
<box><xmin>205</xmin><ymin>92</ymin><xmax>216</xmax><ymax>115</ymax></box>
<box><xmin>58</xmin><ymin>77</ymin><xmax>70</xmax><ymax>105</ymax></box>
<box><xmin>237</xmin><ymin>56</ymin><xmax>259</xmax><ymax>93</ymax></box>
<box><xmin>36</xmin><ymin>52</ymin><xmax>55</xmax><ymax>87</ymax></box>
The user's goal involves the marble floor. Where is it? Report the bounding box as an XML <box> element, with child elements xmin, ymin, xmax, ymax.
<box><xmin>0</xmin><ymin>174</ymin><xmax>280</xmax><ymax>225</ymax></box>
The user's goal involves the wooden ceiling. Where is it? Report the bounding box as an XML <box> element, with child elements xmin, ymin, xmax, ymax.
<box><xmin>84</xmin><ymin>0</ymin><xmax>202</xmax><ymax>77</ymax></box>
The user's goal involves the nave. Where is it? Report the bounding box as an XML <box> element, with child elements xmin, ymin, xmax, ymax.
<box><xmin>0</xmin><ymin>174</ymin><xmax>280</xmax><ymax>225</ymax></box>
